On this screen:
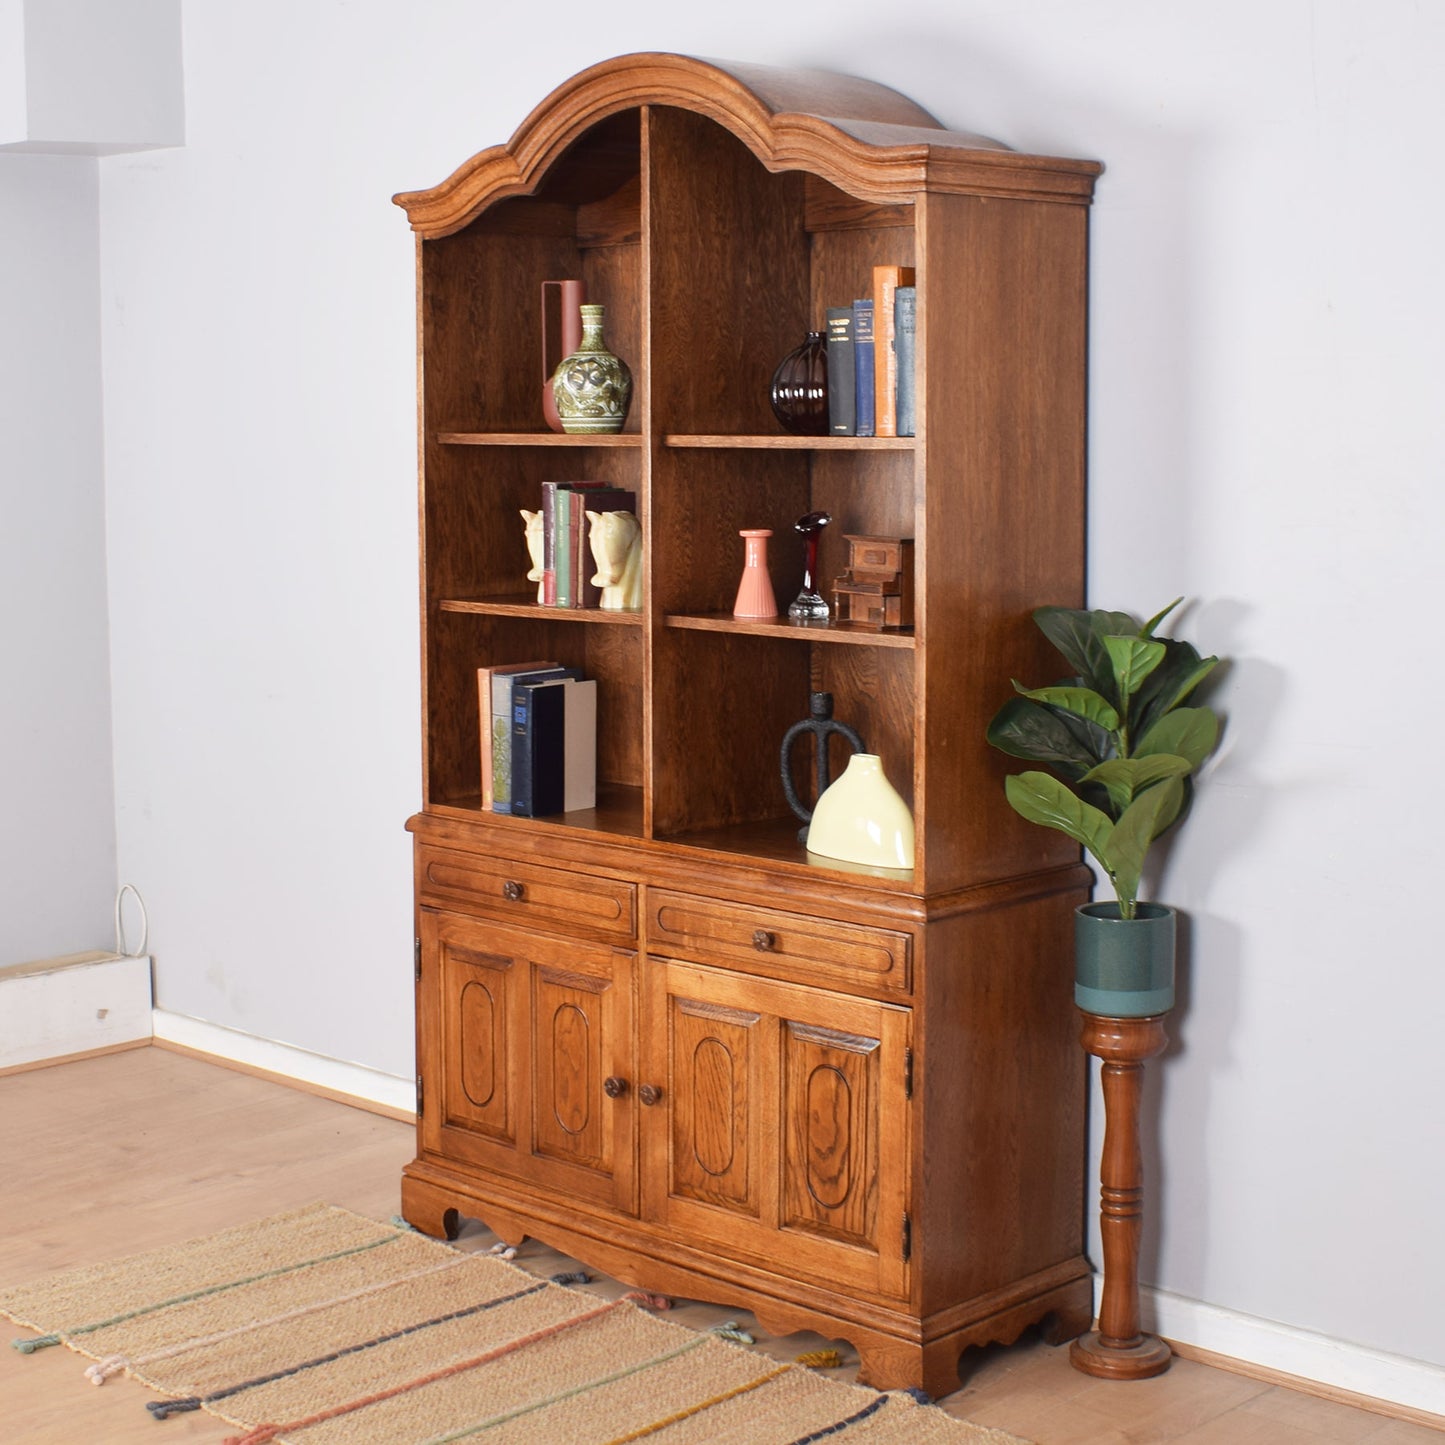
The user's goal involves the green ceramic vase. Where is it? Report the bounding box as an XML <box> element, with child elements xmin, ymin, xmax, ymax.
<box><xmin>552</xmin><ymin>303</ymin><xmax>632</xmax><ymax>434</ymax></box>
<box><xmin>1074</xmin><ymin>902</ymin><xmax>1176</xmax><ymax>1017</ymax></box>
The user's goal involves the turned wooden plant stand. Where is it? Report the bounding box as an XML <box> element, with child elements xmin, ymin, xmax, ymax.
<box><xmin>1070</xmin><ymin>1012</ymin><xmax>1173</xmax><ymax>1380</ymax></box>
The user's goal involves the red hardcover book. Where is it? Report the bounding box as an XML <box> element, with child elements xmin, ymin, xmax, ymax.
<box><xmin>872</xmin><ymin>265</ymin><xmax>915</xmax><ymax>438</ymax></box>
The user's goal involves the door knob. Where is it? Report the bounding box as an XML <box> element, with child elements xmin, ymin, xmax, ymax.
<box><xmin>638</xmin><ymin>1084</ymin><xmax>663</xmax><ymax>1106</ymax></box>
<box><xmin>752</xmin><ymin>929</ymin><xmax>775</xmax><ymax>951</ymax></box>
<box><xmin>603</xmin><ymin>1076</ymin><xmax>629</xmax><ymax>1098</ymax></box>
<box><xmin>502</xmin><ymin>880</ymin><xmax>525</xmax><ymax>901</ymax></box>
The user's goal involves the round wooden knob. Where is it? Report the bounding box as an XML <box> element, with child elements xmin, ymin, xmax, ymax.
<box><xmin>752</xmin><ymin>929</ymin><xmax>775</xmax><ymax>951</ymax></box>
<box><xmin>638</xmin><ymin>1084</ymin><xmax>663</xmax><ymax>1106</ymax></box>
<box><xmin>603</xmin><ymin>1076</ymin><xmax>629</xmax><ymax>1098</ymax></box>
<box><xmin>502</xmin><ymin>880</ymin><xmax>525</xmax><ymax>901</ymax></box>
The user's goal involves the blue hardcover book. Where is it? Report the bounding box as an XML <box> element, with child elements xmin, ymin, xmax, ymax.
<box><xmin>894</xmin><ymin>286</ymin><xmax>916</xmax><ymax>437</ymax></box>
<box><xmin>492</xmin><ymin>665</ymin><xmax>572</xmax><ymax>812</ymax></box>
<box><xmin>510</xmin><ymin>670</ymin><xmax>582</xmax><ymax>817</ymax></box>
<box><xmin>852</xmin><ymin>298</ymin><xmax>875</xmax><ymax>437</ymax></box>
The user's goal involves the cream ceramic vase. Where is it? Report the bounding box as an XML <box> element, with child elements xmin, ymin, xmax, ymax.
<box><xmin>805</xmin><ymin>753</ymin><xmax>914</xmax><ymax>869</ymax></box>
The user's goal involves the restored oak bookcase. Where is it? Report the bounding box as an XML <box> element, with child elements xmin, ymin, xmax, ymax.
<box><xmin>395</xmin><ymin>53</ymin><xmax>1102</xmax><ymax>1395</ymax></box>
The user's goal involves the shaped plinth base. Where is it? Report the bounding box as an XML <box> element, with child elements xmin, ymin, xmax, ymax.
<box><xmin>1069</xmin><ymin>1329</ymin><xmax>1172</xmax><ymax>1380</ymax></box>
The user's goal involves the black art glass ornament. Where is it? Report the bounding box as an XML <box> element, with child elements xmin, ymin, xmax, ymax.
<box><xmin>770</xmin><ymin>331</ymin><xmax>829</xmax><ymax>436</ymax></box>
<box><xmin>779</xmin><ymin>692</ymin><xmax>865</xmax><ymax>843</ymax></box>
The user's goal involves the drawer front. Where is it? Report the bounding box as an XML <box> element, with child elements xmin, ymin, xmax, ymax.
<box><xmin>648</xmin><ymin>890</ymin><xmax>911</xmax><ymax>994</ymax></box>
<box><xmin>418</xmin><ymin>845</ymin><xmax>636</xmax><ymax>941</ymax></box>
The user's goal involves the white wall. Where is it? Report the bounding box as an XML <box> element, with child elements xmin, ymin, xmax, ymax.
<box><xmin>0</xmin><ymin>152</ymin><xmax>117</xmax><ymax>967</ymax></box>
<box><xmin>94</xmin><ymin>0</ymin><xmax>1444</xmax><ymax>1383</ymax></box>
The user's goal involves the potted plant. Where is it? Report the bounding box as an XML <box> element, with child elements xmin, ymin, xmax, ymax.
<box><xmin>986</xmin><ymin>599</ymin><xmax>1222</xmax><ymax>1017</ymax></box>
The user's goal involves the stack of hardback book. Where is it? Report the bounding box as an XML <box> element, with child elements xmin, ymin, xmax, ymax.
<box><xmin>539</xmin><ymin>482</ymin><xmax>635</xmax><ymax>606</ymax></box>
<box><xmin>478</xmin><ymin>661</ymin><xmax>597</xmax><ymax>818</ymax></box>
<box><xmin>824</xmin><ymin>266</ymin><xmax>916</xmax><ymax>439</ymax></box>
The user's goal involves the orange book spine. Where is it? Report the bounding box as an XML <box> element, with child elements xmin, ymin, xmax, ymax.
<box><xmin>872</xmin><ymin>265</ymin><xmax>915</xmax><ymax>438</ymax></box>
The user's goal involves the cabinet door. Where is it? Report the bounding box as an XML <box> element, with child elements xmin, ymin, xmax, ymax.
<box><xmin>641</xmin><ymin>959</ymin><xmax>910</xmax><ymax>1299</ymax></box>
<box><xmin>418</xmin><ymin>910</ymin><xmax>636</xmax><ymax>1215</ymax></box>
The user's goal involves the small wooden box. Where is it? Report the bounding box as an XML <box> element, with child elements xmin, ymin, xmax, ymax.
<box><xmin>832</xmin><ymin>535</ymin><xmax>914</xmax><ymax>629</ymax></box>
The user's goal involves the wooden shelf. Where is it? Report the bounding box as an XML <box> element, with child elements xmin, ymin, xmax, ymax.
<box><xmin>664</xmin><ymin>612</ymin><xmax>916</xmax><ymax>648</ymax></box>
<box><xmin>664</xmin><ymin>434</ymin><xmax>915</xmax><ymax>450</ymax></box>
<box><xmin>656</xmin><ymin>815</ymin><xmax>917</xmax><ymax>886</ymax></box>
<box><xmin>440</xmin><ymin>596</ymin><xmax>643</xmax><ymax>624</ymax></box>
<box><xmin>437</xmin><ymin>432</ymin><xmax>645</xmax><ymax>448</ymax></box>
<box><xmin>428</xmin><ymin>782</ymin><xmax>645</xmax><ymax>838</ymax></box>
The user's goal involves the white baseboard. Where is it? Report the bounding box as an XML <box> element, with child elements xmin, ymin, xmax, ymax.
<box><xmin>0</xmin><ymin>951</ymin><xmax>153</xmax><ymax>1070</ymax></box>
<box><xmin>1128</xmin><ymin>1281</ymin><xmax>1445</xmax><ymax>1419</ymax></box>
<box><xmin>150</xmin><ymin>1009</ymin><xmax>415</xmax><ymax>1118</ymax></box>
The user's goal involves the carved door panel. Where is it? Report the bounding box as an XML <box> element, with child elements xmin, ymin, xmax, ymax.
<box><xmin>419</xmin><ymin>910</ymin><xmax>636</xmax><ymax>1214</ymax></box>
<box><xmin>642</xmin><ymin>958</ymin><xmax>910</xmax><ymax>1299</ymax></box>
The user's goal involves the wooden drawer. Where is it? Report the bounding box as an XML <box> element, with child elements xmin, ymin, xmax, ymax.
<box><xmin>418</xmin><ymin>845</ymin><xmax>636</xmax><ymax>942</ymax></box>
<box><xmin>647</xmin><ymin>889</ymin><xmax>911</xmax><ymax>994</ymax></box>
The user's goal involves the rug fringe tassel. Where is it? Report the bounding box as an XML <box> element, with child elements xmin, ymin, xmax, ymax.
<box><xmin>709</xmin><ymin>1320</ymin><xmax>756</xmax><ymax>1344</ymax></box>
<box><xmin>487</xmin><ymin>1243</ymin><xmax>518</xmax><ymax>1261</ymax></box>
<box><xmin>84</xmin><ymin>1354</ymin><xmax>128</xmax><ymax>1384</ymax></box>
<box><xmin>147</xmin><ymin>1396</ymin><xmax>203</xmax><ymax>1418</ymax></box>
<box><xmin>12</xmin><ymin>1333</ymin><xmax>60</xmax><ymax>1353</ymax></box>
<box><xmin>796</xmin><ymin>1348</ymin><xmax>843</xmax><ymax>1368</ymax></box>
<box><xmin>621</xmin><ymin>1290</ymin><xmax>673</xmax><ymax>1310</ymax></box>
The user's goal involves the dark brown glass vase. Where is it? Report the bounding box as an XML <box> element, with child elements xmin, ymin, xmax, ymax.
<box><xmin>770</xmin><ymin>330</ymin><xmax>829</xmax><ymax>436</ymax></box>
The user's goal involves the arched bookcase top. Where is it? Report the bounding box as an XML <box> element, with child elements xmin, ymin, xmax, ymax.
<box><xmin>394</xmin><ymin>52</ymin><xmax>1101</xmax><ymax>238</ymax></box>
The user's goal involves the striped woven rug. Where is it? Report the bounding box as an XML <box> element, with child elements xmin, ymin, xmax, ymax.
<box><xmin>0</xmin><ymin>1204</ymin><xmax>1024</xmax><ymax>1444</ymax></box>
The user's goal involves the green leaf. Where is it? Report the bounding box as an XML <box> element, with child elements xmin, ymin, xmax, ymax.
<box><xmin>1080</xmin><ymin>755</ymin><xmax>1192</xmax><ymax>815</ymax></box>
<box><xmin>1102</xmin><ymin>636</ymin><xmax>1166</xmax><ymax>701</ymax></box>
<box><xmin>1101</xmin><ymin>777</ymin><xmax>1185</xmax><ymax>915</ymax></box>
<box><xmin>1011</xmin><ymin>682</ymin><xmax>1120</xmax><ymax>732</ymax></box>
<box><xmin>1132</xmin><ymin>641</ymin><xmax>1217</xmax><ymax>737</ymax></box>
<box><xmin>1089</xmin><ymin>609</ymin><xmax>1141</xmax><ymax>639</ymax></box>
<box><xmin>1140</xmin><ymin>598</ymin><xmax>1183</xmax><ymax>638</ymax></box>
<box><xmin>1032</xmin><ymin>608</ymin><xmax>1119</xmax><ymax>698</ymax></box>
<box><xmin>986</xmin><ymin>697</ymin><xmax>1098</xmax><ymax>778</ymax></box>
<box><xmin>1005</xmin><ymin>772</ymin><xmax>1114</xmax><ymax>864</ymax></box>
<box><xmin>1135</xmin><ymin>706</ymin><xmax>1220</xmax><ymax>770</ymax></box>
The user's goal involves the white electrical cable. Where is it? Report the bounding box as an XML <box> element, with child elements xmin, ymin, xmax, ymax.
<box><xmin>114</xmin><ymin>884</ymin><xmax>149</xmax><ymax>958</ymax></box>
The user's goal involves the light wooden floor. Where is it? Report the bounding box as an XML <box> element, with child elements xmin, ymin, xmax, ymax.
<box><xmin>0</xmin><ymin>1049</ymin><xmax>1437</xmax><ymax>1444</ymax></box>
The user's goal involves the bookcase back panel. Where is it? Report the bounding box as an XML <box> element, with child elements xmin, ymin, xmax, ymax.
<box><xmin>650</xmin><ymin>449</ymin><xmax>807</xmax><ymax>616</ymax></box>
<box><xmin>810</xmin><ymin>646</ymin><xmax>916</xmax><ymax>816</ymax></box>
<box><xmin>424</xmin><ymin>227</ymin><xmax>583</xmax><ymax>433</ymax></box>
<box><xmin>424</xmin><ymin>612</ymin><xmax>645</xmax><ymax>811</ymax></box>
<box><xmin>424</xmin><ymin>447</ymin><xmax>641</xmax><ymax>604</ymax></box>
<box><xmin>650</xmin><ymin>629</ymin><xmax>811</xmax><ymax>838</ymax></box>
<box><xmin>805</xmin><ymin>451</ymin><xmax>914</xmax><ymax>605</ymax></box>
<box><xmin>646</xmin><ymin>107</ymin><xmax>810</xmax><ymax>437</ymax></box>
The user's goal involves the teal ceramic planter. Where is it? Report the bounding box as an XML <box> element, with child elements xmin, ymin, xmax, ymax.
<box><xmin>1074</xmin><ymin>902</ymin><xmax>1176</xmax><ymax>1017</ymax></box>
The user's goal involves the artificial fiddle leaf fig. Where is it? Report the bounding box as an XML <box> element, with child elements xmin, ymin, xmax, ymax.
<box><xmin>988</xmin><ymin>600</ymin><xmax>1224</xmax><ymax>920</ymax></box>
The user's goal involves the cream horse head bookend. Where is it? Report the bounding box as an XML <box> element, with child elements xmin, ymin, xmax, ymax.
<box><xmin>588</xmin><ymin>510</ymin><xmax>642</xmax><ymax>611</ymax></box>
<box><xmin>520</xmin><ymin>509</ymin><xmax>546</xmax><ymax>603</ymax></box>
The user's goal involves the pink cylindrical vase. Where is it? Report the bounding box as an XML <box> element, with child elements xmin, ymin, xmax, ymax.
<box><xmin>733</xmin><ymin>529</ymin><xmax>778</xmax><ymax>619</ymax></box>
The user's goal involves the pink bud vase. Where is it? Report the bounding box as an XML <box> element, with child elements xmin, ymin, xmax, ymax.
<box><xmin>733</xmin><ymin>529</ymin><xmax>777</xmax><ymax>619</ymax></box>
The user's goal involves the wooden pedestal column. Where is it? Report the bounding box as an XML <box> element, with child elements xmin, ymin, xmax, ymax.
<box><xmin>1070</xmin><ymin>1012</ymin><xmax>1173</xmax><ymax>1380</ymax></box>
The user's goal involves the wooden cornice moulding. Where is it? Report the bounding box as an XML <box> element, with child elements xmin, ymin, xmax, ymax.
<box><xmin>392</xmin><ymin>52</ymin><xmax>1102</xmax><ymax>237</ymax></box>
